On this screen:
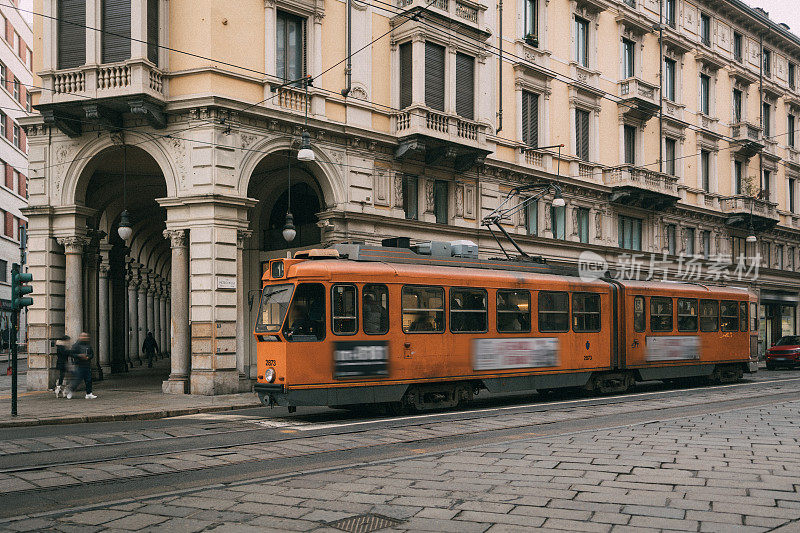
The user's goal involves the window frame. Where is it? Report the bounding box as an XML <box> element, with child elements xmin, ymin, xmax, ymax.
<box><xmin>276</xmin><ymin>9</ymin><xmax>307</xmax><ymax>84</ymax></box>
<box><xmin>650</xmin><ymin>296</ymin><xmax>674</xmax><ymax>333</ymax></box>
<box><xmin>700</xmin><ymin>13</ymin><xmax>711</xmax><ymax>46</ymax></box>
<box><xmin>664</xmin><ymin>57</ymin><xmax>676</xmax><ymax>102</ymax></box>
<box><xmin>434</xmin><ymin>179</ymin><xmax>448</xmax><ymax>224</ymax></box>
<box><xmin>618</xmin><ymin>215</ymin><xmax>642</xmax><ymax>251</ymax></box>
<box><xmin>402</xmin><ymin>175</ymin><xmax>418</xmax><ymax>220</ymax></box>
<box><xmin>700</xmin><ymin>299</ymin><xmax>719</xmax><ymax>332</ymax></box>
<box><xmin>497</xmin><ymin>289</ymin><xmax>532</xmax><ymax>333</ymax></box>
<box><xmin>401</xmin><ymin>285</ymin><xmax>446</xmax><ymax>334</ymax></box>
<box><xmin>450</xmin><ymin>287</ymin><xmax>488</xmax><ymax>334</ymax></box>
<box><xmin>739</xmin><ymin>301</ymin><xmax>748</xmax><ymax>332</ymax></box>
<box><xmin>362</xmin><ymin>283</ymin><xmax>389</xmax><ymax>335</ymax></box>
<box><xmin>665</xmin><ymin>137</ymin><xmax>677</xmax><ymax>176</ymax></box>
<box><xmin>624</xmin><ymin>124</ymin><xmax>636</xmax><ymax>165</ymax></box>
<box><xmin>524</xmin><ymin>0</ymin><xmax>538</xmax><ymax>40</ymax></box>
<box><xmin>732</xmin><ymin>88</ymin><xmax>742</xmax><ymax>123</ymax></box>
<box><xmin>622</xmin><ymin>38</ymin><xmax>635</xmax><ymax>79</ymax></box>
<box><xmin>733</xmin><ymin>32</ymin><xmax>743</xmax><ymax>62</ymax></box>
<box><xmin>538</xmin><ymin>290</ymin><xmax>570</xmax><ymax>333</ymax></box>
<box><xmin>331</xmin><ymin>284</ymin><xmax>359</xmax><ymax>336</ymax></box>
<box><xmin>572</xmin><ymin>292</ymin><xmax>601</xmax><ymax>333</ymax></box>
<box><xmin>283</xmin><ymin>282</ymin><xmax>327</xmax><ymax>342</ymax></box>
<box><xmin>720</xmin><ymin>300</ymin><xmax>739</xmax><ymax>332</ymax></box>
<box><xmin>577</xmin><ymin>206</ymin><xmax>589</xmax><ymax>244</ymax></box>
<box><xmin>789</xmin><ymin>114</ymin><xmax>795</xmax><ymax>148</ymax></box>
<box><xmin>633</xmin><ymin>295</ymin><xmax>646</xmax><ymax>332</ymax></box>
<box><xmin>575</xmin><ymin>16</ymin><xmax>589</xmax><ymax>68</ymax></box>
<box><xmin>699</xmin><ymin>73</ymin><xmax>711</xmax><ymax>116</ymax></box>
<box><xmin>677</xmin><ymin>297</ymin><xmax>698</xmax><ymax>332</ymax></box>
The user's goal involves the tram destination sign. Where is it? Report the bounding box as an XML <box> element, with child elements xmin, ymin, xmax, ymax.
<box><xmin>645</xmin><ymin>335</ymin><xmax>700</xmax><ymax>361</ymax></box>
<box><xmin>472</xmin><ymin>338</ymin><xmax>559</xmax><ymax>370</ymax></box>
<box><xmin>333</xmin><ymin>341</ymin><xmax>389</xmax><ymax>378</ymax></box>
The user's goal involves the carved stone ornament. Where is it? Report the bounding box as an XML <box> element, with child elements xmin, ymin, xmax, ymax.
<box><xmin>571</xmin><ymin>208</ymin><xmax>578</xmax><ymax>236</ymax></box>
<box><xmin>241</xmin><ymin>133</ymin><xmax>257</xmax><ymax>150</ymax></box>
<box><xmin>164</xmin><ymin>229</ymin><xmax>188</xmax><ymax>249</ymax></box>
<box><xmin>424</xmin><ymin>180</ymin><xmax>435</xmax><ymax>214</ymax></box>
<box><xmin>237</xmin><ymin>229</ymin><xmax>253</xmax><ymax>249</ymax></box>
<box><xmin>57</xmin><ymin>236</ymin><xmax>89</xmax><ymax>254</ymax></box>
<box><xmin>544</xmin><ymin>205</ymin><xmax>552</xmax><ymax>231</ymax></box>
<box><xmin>455</xmin><ymin>185</ymin><xmax>464</xmax><ymax>217</ymax></box>
<box><xmin>595</xmin><ymin>211</ymin><xmax>602</xmax><ymax>240</ymax></box>
<box><xmin>394</xmin><ymin>175</ymin><xmax>404</xmax><ymax>208</ymax></box>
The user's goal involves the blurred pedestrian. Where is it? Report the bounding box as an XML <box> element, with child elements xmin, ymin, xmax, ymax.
<box><xmin>66</xmin><ymin>332</ymin><xmax>96</xmax><ymax>400</ymax></box>
<box><xmin>54</xmin><ymin>335</ymin><xmax>72</xmax><ymax>398</ymax></box>
<box><xmin>142</xmin><ymin>331</ymin><xmax>159</xmax><ymax>368</ymax></box>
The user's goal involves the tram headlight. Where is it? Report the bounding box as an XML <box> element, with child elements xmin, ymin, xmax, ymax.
<box><xmin>265</xmin><ymin>368</ymin><xmax>276</xmax><ymax>383</ymax></box>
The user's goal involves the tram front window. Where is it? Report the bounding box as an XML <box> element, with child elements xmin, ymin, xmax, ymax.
<box><xmin>283</xmin><ymin>283</ymin><xmax>326</xmax><ymax>342</ymax></box>
<box><xmin>255</xmin><ymin>283</ymin><xmax>294</xmax><ymax>333</ymax></box>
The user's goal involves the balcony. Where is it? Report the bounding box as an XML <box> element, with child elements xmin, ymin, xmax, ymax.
<box><xmin>37</xmin><ymin>59</ymin><xmax>166</xmax><ymax>137</ymax></box>
<box><xmin>721</xmin><ymin>195</ymin><xmax>779</xmax><ymax>231</ymax></box>
<box><xmin>730</xmin><ymin>122</ymin><xmax>764</xmax><ymax>158</ymax></box>
<box><xmin>395</xmin><ymin>0</ymin><xmax>487</xmax><ymax>35</ymax></box>
<box><xmin>787</xmin><ymin>147</ymin><xmax>800</xmax><ymax>168</ymax></box>
<box><xmin>604</xmin><ymin>164</ymin><xmax>680</xmax><ymax>209</ymax></box>
<box><xmin>618</xmin><ymin>78</ymin><xmax>659</xmax><ymax>121</ymax></box>
<box><xmin>393</xmin><ymin>105</ymin><xmax>491</xmax><ymax>171</ymax></box>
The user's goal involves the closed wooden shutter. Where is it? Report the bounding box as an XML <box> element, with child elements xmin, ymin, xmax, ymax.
<box><xmin>19</xmin><ymin>127</ymin><xmax>25</xmax><ymax>153</ymax></box>
<box><xmin>102</xmin><ymin>0</ymin><xmax>131</xmax><ymax>64</ymax></box>
<box><xmin>399</xmin><ymin>42</ymin><xmax>412</xmax><ymax>109</ymax></box>
<box><xmin>521</xmin><ymin>91</ymin><xmax>538</xmax><ymax>147</ymax></box>
<box><xmin>425</xmin><ymin>42</ymin><xmax>445</xmax><ymax>111</ymax></box>
<box><xmin>455</xmin><ymin>53</ymin><xmax>474</xmax><ymax>119</ymax></box>
<box><xmin>4</xmin><ymin>163</ymin><xmax>11</xmax><ymax>189</ymax></box>
<box><xmin>576</xmin><ymin>109</ymin><xmax>590</xmax><ymax>160</ymax></box>
<box><xmin>57</xmin><ymin>0</ymin><xmax>86</xmax><ymax>69</ymax></box>
<box><xmin>18</xmin><ymin>173</ymin><xmax>25</xmax><ymax>197</ymax></box>
<box><xmin>4</xmin><ymin>211</ymin><xmax>12</xmax><ymax>238</ymax></box>
<box><xmin>147</xmin><ymin>0</ymin><xmax>159</xmax><ymax>65</ymax></box>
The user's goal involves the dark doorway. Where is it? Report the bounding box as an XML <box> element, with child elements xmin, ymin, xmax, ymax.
<box><xmin>264</xmin><ymin>182</ymin><xmax>322</xmax><ymax>251</ymax></box>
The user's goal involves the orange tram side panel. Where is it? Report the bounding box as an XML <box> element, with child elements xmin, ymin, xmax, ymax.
<box><xmin>253</xmin><ymin>251</ymin><xmax>757</xmax><ymax>409</ymax></box>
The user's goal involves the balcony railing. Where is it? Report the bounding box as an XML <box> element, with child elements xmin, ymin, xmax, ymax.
<box><xmin>618</xmin><ymin>77</ymin><xmax>659</xmax><ymax>119</ymax></box>
<box><xmin>720</xmin><ymin>195</ymin><xmax>779</xmax><ymax>221</ymax></box>
<box><xmin>604</xmin><ymin>164</ymin><xmax>679</xmax><ymax>196</ymax></box>
<box><xmin>393</xmin><ymin>105</ymin><xmax>488</xmax><ymax>149</ymax></box>
<box><xmin>272</xmin><ymin>84</ymin><xmax>309</xmax><ymax>113</ymax></box>
<box><xmin>39</xmin><ymin>59</ymin><xmax>166</xmax><ymax>105</ymax></box>
<box><xmin>396</xmin><ymin>0</ymin><xmax>484</xmax><ymax>28</ymax></box>
<box><xmin>730</xmin><ymin>121</ymin><xmax>764</xmax><ymax>157</ymax></box>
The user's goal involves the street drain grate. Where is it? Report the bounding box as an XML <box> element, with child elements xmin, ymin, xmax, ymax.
<box><xmin>327</xmin><ymin>513</ymin><xmax>404</xmax><ymax>533</ymax></box>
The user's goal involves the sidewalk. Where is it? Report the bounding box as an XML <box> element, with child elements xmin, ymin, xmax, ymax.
<box><xmin>0</xmin><ymin>358</ymin><xmax>260</xmax><ymax>428</ymax></box>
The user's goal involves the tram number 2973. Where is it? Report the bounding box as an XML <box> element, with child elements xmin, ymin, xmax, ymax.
<box><xmin>264</xmin><ymin>360</ymin><xmax>276</xmax><ymax>367</ymax></box>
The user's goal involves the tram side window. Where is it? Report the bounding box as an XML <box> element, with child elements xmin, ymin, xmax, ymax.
<box><xmin>402</xmin><ymin>286</ymin><xmax>445</xmax><ymax>333</ymax></box>
<box><xmin>720</xmin><ymin>300</ymin><xmax>739</xmax><ymax>332</ymax></box>
<box><xmin>633</xmin><ymin>296</ymin><xmax>645</xmax><ymax>332</ymax></box>
<box><xmin>650</xmin><ymin>297</ymin><xmax>673</xmax><ymax>332</ymax></box>
<box><xmin>256</xmin><ymin>283</ymin><xmax>294</xmax><ymax>333</ymax></box>
<box><xmin>284</xmin><ymin>283</ymin><xmax>326</xmax><ymax>342</ymax></box>
<box><xmin>750</xmin><ymin>302</ymin><xmax>758</xmax><ymax>331</ymax></box>
<box><xmin>363</xmin><ymin>284</ymin><xmax>389</xmax><ymax>335</ymax></box>
<box><xmin>700</xmin><ymin>299</ymin><xmax>719</xmax><ymax>332</ymax></box>
<box><xmin>497</xmin><ymin>290</ymin><xmax>531</xmax><ymax>333</ymax></box>
<box><xmin>573</xmin><ymin>293</ymin><xmax>601</xmax><ymax>332</ymax></box>
<box><xmin>538</xmin><ymin>291</ymin><xmax>569</xmax><ymax>332</ymax></box>
<box><xmin>677</xmin><ymin>298</ymin><xmax>698</xmax><ymax>332</ymax></box>
<box><xmin>332</xmin><ymin>284</ymin><xmax>358</xmax><ymax>335</ymax></box>
<box><xmin>740</xmin><ymin>302</ymin><xmax>748</xmax><ymax>332</ymax></box>
<box><xmin>451</xmin><ymin>288</ymin><xmax>488</xmax><ymax>333</ymax></box>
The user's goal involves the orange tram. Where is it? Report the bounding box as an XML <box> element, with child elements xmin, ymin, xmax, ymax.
<box><xmin>253</xmin><ymin>239</ymin><xmax>759</xmax><ymax>412</ymax></box>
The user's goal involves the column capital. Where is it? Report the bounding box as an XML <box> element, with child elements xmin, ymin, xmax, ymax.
<box><xmin>99</xmin><ymin>263</ymin><xmax>110</xmax><ymax>276</ymax></box>
<box><xmin>164</xmin><ymin>229</ymin><xmax>188</xmax><ymax>249</ymax></box>
<box><xmin>237</xmin><ymin>229</ymin><xmax>253</xmax><ymax>249</ymax></box>
<box><xmin>57</xmin><ymin>236</ymin><xmax>90</xmax><ymax>254</ymax></box>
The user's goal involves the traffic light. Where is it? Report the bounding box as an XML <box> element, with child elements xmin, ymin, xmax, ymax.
<box><xmin>11</xmin><ymin>270</ymin><xmax>33</xmax><ymax>309</ymax></box>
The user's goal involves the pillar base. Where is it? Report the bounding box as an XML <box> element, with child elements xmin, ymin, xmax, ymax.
<box><xmin>162</xmin><ymin>376</ymin><xmax>188</xmax><ymax>394</ymax></box>
<box><xmin>190</xmin><ymin>369</ymin><xmax>239</xmax><ymax>395</ymax></box>
<box><xmin>239</xmin><ymin>374</ymin><xmax>254</xmax><ymax>393</ymax></box>
<box><xmin>26</xmin><ymin>367</ymin><xmax>56</xmax><ymax>391</ymax></box>
<box><xmin>100</xmin><ymin>364</ymin><xmax>112</xmax><ymax>377</ymax></box>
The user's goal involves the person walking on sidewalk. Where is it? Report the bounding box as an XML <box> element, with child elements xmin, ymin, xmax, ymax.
<box><xmin>65</xmin><ymin>332</ymin><xmax>97</xmax><ymax>400</ymax></box>
<box><xmin>54</xmin><ymin>335</ymin><xmax>72</xmax><ymax>398</ymax></box>
<box><xmin>142</xmin><ymin>331</ymin><xmax>159</xmax><ymax>368</ymax></box>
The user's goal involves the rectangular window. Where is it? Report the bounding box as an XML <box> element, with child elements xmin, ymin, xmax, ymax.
<box><xmin>575</xmin><ymin>17</ymin><xmax>589</xmax><ymax>68</ymax></box>
<box><xmin>402</xmin><ymin>286</ymin><xmax>444</xmax><ymax>333</ymax></box>
<box><xmin>455</xmin><ymin>53</ymin><xmax>474</xmax><ymax>119</ymax></box>
<box><xmin>763</xmin><ymin>102</ymin><xmax>771</xmax><ymax>137</ymax></box>
<box><xmin>791</xmin><ymin>62</ymin><xmax>796</xmax><ymax>90</ymax></box>
<box><xmin>667</xmin><ymin>224</ymin><xmax>677</xmax><ymax>255</ymax></box>
<box><xmin>332</xmin><ymin>285</ymin><xmax>358</xmax><ymax>335</ymax></box>
<box><xmin>577</xmin><ymin>207</ymin><xmax>589</xmax><ymax>244</ymax></box>
<box><xmin>0</xmin><ymin>259</ymin><xmax>6</xmax><ymax>283</ymax></box>
<box><xmin>525</xmin><ymin>200</ymin><xmax>538</xmax><ymax>236</ymax></box>
<box><xmin>763</xmin><ymin>170</ymin><xmax>771</xmax><ymax>201</ymax></box>
<box><xmin>650</xmin><ymin>297</ymin><xmax>673</xmax><ymax>332</ymax></box>
<box><xmin>664</xmin><ymin>58</ymin><xmax>676</xmax><ymax>101</ymax></box>
<box><xmin>521</xmin><ymin>91</ymin><xmax>539</xmax><ymax>147</ymax></box>
<box><xmin>777</xmin><ymin>244</ymin><xmax>784</xmax><ymax>270</ymax></box>
<box><xmin>700</xmin><ymin>149</ymin><xmax>710</xmax><ymax>192</ymax></box>
<box><xmin>789</xmin><ymin>178</ymin><xmax>796</xmax><ymax>214</ymax></box>
<box><xmin>732</xmin><ymin>88</ymin><xmax>742</xmax><ymax>122</ymax></box>
<box><xmin>677</xmin><ymin>298</ymin><xmax>698</xmax><ymax>332</ymax></box>
<box><xmin>58</xmin><ymin>0</ymin><xmax>86</xmax><ymax>69</ymax></box>
<box><xmin>618</xmin><ymin>215</ymin><xmax>642</xmax><ymax>251</ymax></box>
<box><xmin>13</xmin><ymin>124</ymin><xmax>19</xmax><ymax>149</ymax></box>
<box><xmin>740</xmin><ymin>301</ymin><xmax>748</xmax><ymax>332</ymax></box>
<box><xmin>789</xmin><ymin>114</ymin><xmax>796</xmax><ymax>148</ymax></box>
<box><xmin>572</xmin><ymin>292</ymin><xmax>601</xmax><ymax>332</ymax></box>
<box><xmin>575</xmin><ymin>108</ymin><xmax>590</xmax><ymax>161</ymax></box>
<box><xmin>763</xmin><ymin>49</ymin><xmax>772</xmax><ymax>77</ymax></box>
<box><xmin>700</xmin><ymin>299</ymin><xmax>719</xmax><ymax>332</ymax></box>
<box><xmin>686</xmin><ymin>227</ymin><xmax>695</xmax><ymax>256</ymax></box>
<box><xmin>12</xmin><ymin>79</ymin><xmax>18</xmax><ymax>101</ymax></box>
<box><xmin>623</xmin><ymin>38</ymin><xmax>635</xmax><ymax>79</ymax></box>
<box><xmin>283</xmin><ymin>283</ymin><xmax>325</xmax><ymax>341</ymax></box>
<box><xmin>790</xmin><ymin>247</ymin><xmax>796</xmax><ymax>271</ymax></box>
<box><xmin>702</xmin><ymin>230</ymin><xmax>711</xmax><ymax>259</ymax></box>
<box><xmin>102</xmin><ymin>0</ymin><xmax>132</xmax><ymax>63</ymax></box>
<box><xmin>665</xmin><ymin>137</ymin><xmax>676</xmax><ymax>176</ymax></box>
<box><xmin>735</xmin><ymin>160</ymin><xmax>743</xmax><ymax>195</ymax></box>
<box><xmin>633</xmin><ymin>295</ymin><xmax>645</xmax><ymax>332</ymax></box>
<box><xmin>733</xmin><ymin>32</ymin><xmax>743</xmax><ymax>62</ymax></box>
<box><xmin>699</xmin><ymin>74</ymin><xmax>710</xmax><ymax>115</ymax></box>
<box><xmin>0</xmin><ymin>62</ymin><xmax>5</xmax><ymax>86</ymax></box>
<box><xmin>624</xmin><ymin>125</ymin><xmax>636</xmax><ymax>165</ymax></box>
<box><xmin>399</xmin><ymin>42</ymin><xmax>412</xmax><ymax>109</ymax></box>
<box><xmin>700</xmin><ymin>13</ymin><xmax>711</xmax><ymax>46</ymax></box>
<box><xmin>434</xmin><ymin>180</ymin><xmax>448</xmax><ymax>224</ymax></box>
<box><xmin>402</xmin><ymin>175</ymin><xmax>418</xmax><ymax>220</ymax></box>
<box><xmin>425</xmin><ymin>42</ymin><xmax>446</xmax><ymax>112</ymax></box>
<box><xmin>497</xmin><ymin>290</ymin><xmax>531</xmax><ymax>333</ymax></box>
<box><xmin>276</xmin><ymin>10</ymin><xmax>306</xmax><ymax>83</ymax></box>
<box><xmin>25</xmin><ymin>92</ymin><xmax>31</xmax><ymax>113</ymax></box>
<box><xmin>665</xmin><ymin>0</ymin><xmax>676</xmax><ymax>27</ymax></box>
<box><xmin>538</xmin><ymin>291</ymin><xmax>569</xmax><ymax>332</ymax></box>
<box><xmin>750</xmin><ymin>302</ymin><xmax>757</xmax><ymax>331</ymax></box>
<box><xmin>363</xmin><ymin>284</ymin><xmax>389</xmax><ymax>335</ymax></box>
<box><xmin>147</xmin><ymin>0</ymin><xmax>159</xmax><ymax>65</ymax></box>
<box><xmin>3</xmin><ymin>211</ymin><xmax>10</xmax><ymax>238</ymax></box>
<box><xmin>551</xmin><ymin>204</ymin><xmax>566</xmax><ymax>240</ymax></box>
<box><xmin>450</xmin><ymin>288</ymin><xmax>488</xmax><ymax>333</ymax></box>
<box><xmin>524</xmin><ymin>0</ymin><xmax>537</xmax><ymax>40</ymax></box>
<box><xmin>624</xmin><ymin>0</ymin><xmax>635</xmax><ymax>6</ymax></box>
<box><xmin>0</xmin><ymin>111</ymin><xmax>7</xmax><ymax>138</ymax></box>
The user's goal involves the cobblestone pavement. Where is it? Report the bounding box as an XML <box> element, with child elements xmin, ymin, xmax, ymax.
<box><xmin>1</xmin><ymin>398</ymin><xmax>799</xmax><ymax>531</ymax></box>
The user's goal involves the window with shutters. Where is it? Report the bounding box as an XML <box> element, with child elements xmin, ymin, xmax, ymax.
<box><xmin>58</xmin><ymin>0</ymin><xmax>86</xmax><ymax>69</ymax></box>
<box><xmin>147</xmin><ymin>0</ymin><xmax>159</xmax><ymax>65</ymax></box>
<box><xmin>521</xmin><ymin>90</ymin><xmax>538</xmax><ymax>147</ymax></box>
<box><xmin>624</xmin><ymin>125</ymin><xmax>636</xmax><ymax>165</ymax></box>
<box><xmin>102</xmin><ymin>0</ymin><xmax>131</xmax><ymax>64</ymax></box>
<box><xmin>664</xmin><ymin>57</ymin><xmax>676</xmax><ymax>102</ymax></box>
<box><xmin>402</xmin><ymin>175</ymin><xmax>418</xmax><ymax>220</ymax></box>
<box><xmin>277</xmin><ymin>11</ymin><xmax>306</xmax><ymax>84</ymax></box>
<box><xmin>455</xmin><ymin>53</ymin><xmax>474</xmax><ymax>119</ymax></box>
<box><xmin>425</xmin><ymin>42</ymin><xmax>445</xmax><ymax>112</ymax></box>
<box><xmin>434</xmin><ymin>180</ymin><xmax>448</xmax><ymax>224</ymax></box>
<box><xmin>575</xmin><ymin>108</ymin><xmax>590</xmax><ymax>161</ymax></box>
<box><xmin>399</xmin><ymin>42</ymin><xmax>412</xmax><ymax>109</ymax></box>
<box><xmin>665</xmin><ymin>137</ymin><xmax>677</xmax><ymax>176</ymax></box>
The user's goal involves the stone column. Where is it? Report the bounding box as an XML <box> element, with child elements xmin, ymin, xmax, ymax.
<box><xmin>98</xmin><ymin>262</ymin><xmax>112</xmax><ymax>377</ymax></box>
<box><xmin>236</xmin><ymin>229</ymin><xmax>252</xmax><ymax>389</ymax></box>
<box><xmin>58</xmin><ymin>236</ymin><xmax>87</xmax><ymax>340</ymax></box>
<box><xmin>163</xmin><ymin>230</ymin><xmax>190</xmax><ymax>394</ymax></box>
<box><xmin>127</xmin><ymin>266</ymin><xmax>139</xmax><ymax>366</ymax></box>
<box><xmin>137</xmin><ymin>275</ymin><xmax>147</xmax><ymax>364</ymax></box>
<box><xmin>146</xmin><ymin>278</ymin><xmax>156</xmax><ymax>338</ymax></box>
<box><xmin>159</xmin><ymin>284</ymin><xmax>167</xmax><ymax>357</ymax></box>
<box><xmin>153</xmin><ymin>282</ymin><xmax>161</xmax><ymax>357</ymax></box>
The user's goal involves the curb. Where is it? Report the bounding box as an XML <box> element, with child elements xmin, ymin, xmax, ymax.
<box><xmin>0</xmin><ymin>401</ymin><xmax>262</xmax><ymax>429</ymax></box>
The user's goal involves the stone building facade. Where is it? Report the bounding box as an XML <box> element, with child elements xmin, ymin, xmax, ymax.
<box><xmin>22</xmin><ymin>0</ymin><xmax>800</xmax><ymax>394</ymax></box>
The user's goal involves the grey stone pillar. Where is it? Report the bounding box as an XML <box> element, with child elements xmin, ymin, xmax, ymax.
<box><xmin>58</xmin><ymin>236</ymin><xmax>87</xmax><ymax>340</ymax></box>
<box><xmin>153</xmin><ymin>282</ymin><xmax>161</xmax><ymax>357</ymax></box>
<box><xmin>236</xmin><ymin>229</ymin><xmax>252</xmax><ymax>388</ymax></box>
<box><xmin>137</xmin><ymin>279</ymin><xmax>147</xmax><ymax>364</ymax></box>
<box><xmin>127</xmin><ymin>269</ymin><xmax>139</xmax><ymax>366</ymax></box>
<box><xmin>98</xmin><ymin>262</ymin><xmax>112</xmax><ymax>376</ymax></box>
<box><xmin>146</xmin><ymin>280</ymin><xmax>156</xmax><ymax>339</ymax></box>
<box><xmin>159</xmin><ymin>286</ymin><xmax>167</xmax><ymax>356</ymax></box>
<box><xmin>163</xmin><ymin>230</ymin><xmax>190</xmax><ymax>394</ymax></box>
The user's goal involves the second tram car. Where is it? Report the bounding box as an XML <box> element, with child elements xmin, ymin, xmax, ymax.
<box><xmin>254</xmin><ymin>240</ymin><xmax>758</xmax><ymax>411</ymax></box>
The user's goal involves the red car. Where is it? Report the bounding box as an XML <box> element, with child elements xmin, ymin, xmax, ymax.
<box><xmin>766</xmin><ymin>336</ymin><xmax>800</xmax><ymax>370</ymax></box>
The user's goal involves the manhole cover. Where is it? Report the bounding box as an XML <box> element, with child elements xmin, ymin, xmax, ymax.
<box><xmin>327</xmin><ymin>513</ymin><xmax>404</xmax><ymax>533</ymax></box>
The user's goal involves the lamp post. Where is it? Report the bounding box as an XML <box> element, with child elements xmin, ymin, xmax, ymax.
<box><xmin>118</xmin><ymin>143</ymin><xmax>132</xmax><ymax>241</ymax></box>
<box><xmin>282</xmin><ymin>150</ymin><xmax>296</xmax><ymax>243</ymax></box>
<box><xmin>297</xmin><ymin>76</ymin><xmax>315</xmax><ymax>162</ymax></box>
